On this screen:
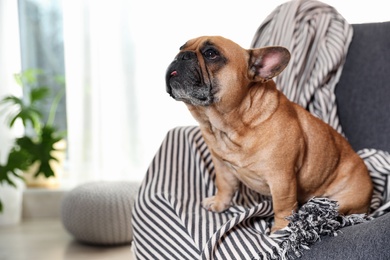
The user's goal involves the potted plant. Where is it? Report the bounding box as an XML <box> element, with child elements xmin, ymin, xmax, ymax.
<box><xmin>0</xmin><ymin>68</ymin><xmax>66</xmax><ymax>213</ymax></box>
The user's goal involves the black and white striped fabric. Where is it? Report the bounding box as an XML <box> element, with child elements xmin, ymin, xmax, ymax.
<box><xmin>358</xmin><ymin>149</ymin><xmax>390</xmax><ymax>218</ymax></box>
<box><xmin>251</xmin><ymin>0</ymin><xmax>352</xmax><ymax>134</ymax></box>
<box><xmin>132</xmin><ymin>0</ymin><xmax>390</xmax><ymax>259</ymax></box>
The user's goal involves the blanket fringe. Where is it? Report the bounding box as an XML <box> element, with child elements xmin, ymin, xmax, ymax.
<box><xmin>278</xmin><ymin>197</ymin><xmax>371</xmax><ymax>259</ymax></box>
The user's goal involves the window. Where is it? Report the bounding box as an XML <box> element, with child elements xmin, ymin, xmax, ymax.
<box><xmin>18</xmin><ymin>0</ymin><xmax>66</xmax><ymax>134</ymax></box>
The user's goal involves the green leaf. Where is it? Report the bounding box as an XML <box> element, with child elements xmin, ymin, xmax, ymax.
<box><xmin>7</xmin><ymin>149</ymin><xmax>33</xmax><ymax>172</ymax></box>
<box><xmin>0</xmin><ymin>170</ymin><xmax>17</xmax><ymax>188</ymax></box>
<box><xmin>12</xmin><ymin>125</ymin><xmax>63</xmax><ymax>179</ymax></box>
<box><xmin>17</xmin><ymin>68</ymin><xmax>44</xmax><ymax>86</ymax></box>
<box><xmin>0</xmin><ymin>96</ymin><xmax>24</xmax><ymax>107</ymax></box>
<box><xmin>30</xmin><ymin>87</ymin><xmax>50</xmax><ymax>104</ymax></box>
<box><xmin>46</xmin><ymin>88</ymin><xmax>65</xmax><ymax>126</ymax></box>
<box><xmin>13</xmin><ymin>73</ymin><xmax>23</xmax><ymax>86</ymax></box>
<box><xmin>0</xmin><ymin>91</ymin><xmax>44</xmax><ymax>130</ymax></box>
<box><xmin>6</xmin><ymin>109</ymin><xmax>21</xmax><ymax>128</ymax></box>
<box><xmin>0</xmin><ymin>165</ymin><xmax>10</xmax><ymax>184</ymax></box>
<box><xmin>12</xmin><ymin>108</ymin><xmax>42</xmax><ymax>130</ymax></box>
<box><xmin>34</xmin><ymin>161</ymin><xmax>55</xmax><ymax>178</ymax></box>
<box><xmin>54</xmin><ymin>75</ymin><xmax>66</xmax><ymax>86</ymax></box>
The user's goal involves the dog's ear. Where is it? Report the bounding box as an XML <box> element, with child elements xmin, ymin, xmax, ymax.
<box><xmin>248</xmin><ymin>47</ymin><xmax>290</xmax><ymax>82</ymax></box>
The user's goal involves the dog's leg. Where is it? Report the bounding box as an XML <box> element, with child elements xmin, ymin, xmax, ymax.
<box><xmin>202</xmin><ymin>156</ymin><xmax>239</xmax><ymax>212</ymax></box>
<box><xmin>326</xmin><ymin>167</ymin><xmax>373</xmax><ymax>216</ymax></box>
<box><xmin>270</xmin><ymin>174</ymin><xmax>298</xmax><ymax>232</ymax></box>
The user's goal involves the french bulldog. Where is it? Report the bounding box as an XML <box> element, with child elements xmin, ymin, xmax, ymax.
<box><xmin>165</xmin><ymin>36</ymin><xmax>373</xmax><ymax>232</ymax></box>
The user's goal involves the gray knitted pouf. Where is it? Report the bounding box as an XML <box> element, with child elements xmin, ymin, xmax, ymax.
<box><xmin>61</xmin><ymin>181</ymin><xmax>140</xmax><ymax>245</ymax></box>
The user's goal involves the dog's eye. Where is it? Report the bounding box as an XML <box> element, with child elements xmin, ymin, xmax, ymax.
<box><xmin>204</xmin><ymin>49</ymin><xmax>219</xmax><ymax>60</ymax></box>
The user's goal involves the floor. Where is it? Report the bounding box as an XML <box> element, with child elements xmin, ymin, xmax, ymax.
<box><xmin>0</xmin><ymin>218</ymin><xmax>136</xmax><ymax>260</ymax></box>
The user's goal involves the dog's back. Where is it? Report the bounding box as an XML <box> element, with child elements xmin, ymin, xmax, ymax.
<box><xmin>290</xmin><ymin>99</ymin><xmax>373</xmax><ymax>213</ymax></box>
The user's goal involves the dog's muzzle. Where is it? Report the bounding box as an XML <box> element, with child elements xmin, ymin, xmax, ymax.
<box><xmin>166</xmin><ymin>51</ymin><xmax>214</xmax><ymax>106</ymax></box>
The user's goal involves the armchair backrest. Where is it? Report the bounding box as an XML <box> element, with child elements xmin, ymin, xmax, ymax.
<box><xmin>336</xmin><ymin>22</ymin><xmax>390</xmax><ymax>152</ymax></box>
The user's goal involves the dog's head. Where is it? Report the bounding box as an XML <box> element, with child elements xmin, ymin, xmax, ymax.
<box><xmin>166</xmin><ymin>36</ymin><xmax>290</xmax><ymax>107</ymax></box>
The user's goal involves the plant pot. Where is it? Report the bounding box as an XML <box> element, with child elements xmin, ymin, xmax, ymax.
<box><xmin>23</xmin><ymin>139</ymin><xmax>67</xmax><ymax>188</ymax></box>
<box><xmin>0</xmin><ymin>176</ymin><xmax>24</xmax><ymax>226</ymax></box>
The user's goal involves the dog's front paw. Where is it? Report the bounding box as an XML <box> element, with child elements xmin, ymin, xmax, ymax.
<box><xmin>271</xmin><ymin>217</ymin><xmax>290</xmax><ymax>234</ymax></box>
<box><xmin>202</xmin><ymin>196</ymin><xmax>230</xmax><ymax>212</ymax></box>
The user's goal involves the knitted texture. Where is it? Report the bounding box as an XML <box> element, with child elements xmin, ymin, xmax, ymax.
<box><xmin>277</xmin><ymin>197</ymin><xmax>371</xmax><ymax>259</ymax></box>
<box><xmin>61</xmin><ymin>181</ymin><xmax>140</xmax><ymax>245</ymax></box>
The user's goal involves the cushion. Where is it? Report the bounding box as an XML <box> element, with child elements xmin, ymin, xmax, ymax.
<box><xmin>301</xmin><ymin>212</ymin><xmax>390</xmax><ymax>259</ymax></box>
<box><xmin>61</xmin><ymin>181</ymin><xmax>140</xmax><ymax>245</ymax></box>
<box><xmin>336</xmin><ymin>22</ymin><xmax>390</xmax><ymax>152</ymax></box>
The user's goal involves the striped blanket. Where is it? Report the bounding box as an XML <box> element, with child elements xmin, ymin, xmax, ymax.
<box><xmin>132</xmin><ymin>0</ymin><xmax>390</xmax><ymax>259</ymax></box>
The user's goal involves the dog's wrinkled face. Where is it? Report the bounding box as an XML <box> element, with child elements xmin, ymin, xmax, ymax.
<box><xmin>166</xmin><ymin>36</ymin><xmax>290</xmax><ymax>107</ymax></box>
<box><xmin>166</xmin><ymin>36</ymin><xmax>248</xmax><ymax>106</ymax></box>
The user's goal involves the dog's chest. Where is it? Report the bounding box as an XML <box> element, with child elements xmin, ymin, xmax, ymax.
<box><xmin>204</xmin><ymin>129</ymin><xmax>272</xmax><ymax>196</ymax></box>
<box><xmin>223</xmin><ymin>160</ymin><xmax>272</xmax><ymax>195</ymax></box>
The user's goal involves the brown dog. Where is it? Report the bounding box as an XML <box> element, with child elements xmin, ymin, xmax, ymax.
<box><xmin>165</xmin><ymin>36</ymin><xmax>373</xmax><ymax>232</ymax></box>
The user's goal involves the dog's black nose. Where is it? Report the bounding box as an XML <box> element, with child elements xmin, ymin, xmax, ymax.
<box><xmin>177</xmin><ymin>51</ymin><xmax>196</xmax><ymax>61</ymax></box>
